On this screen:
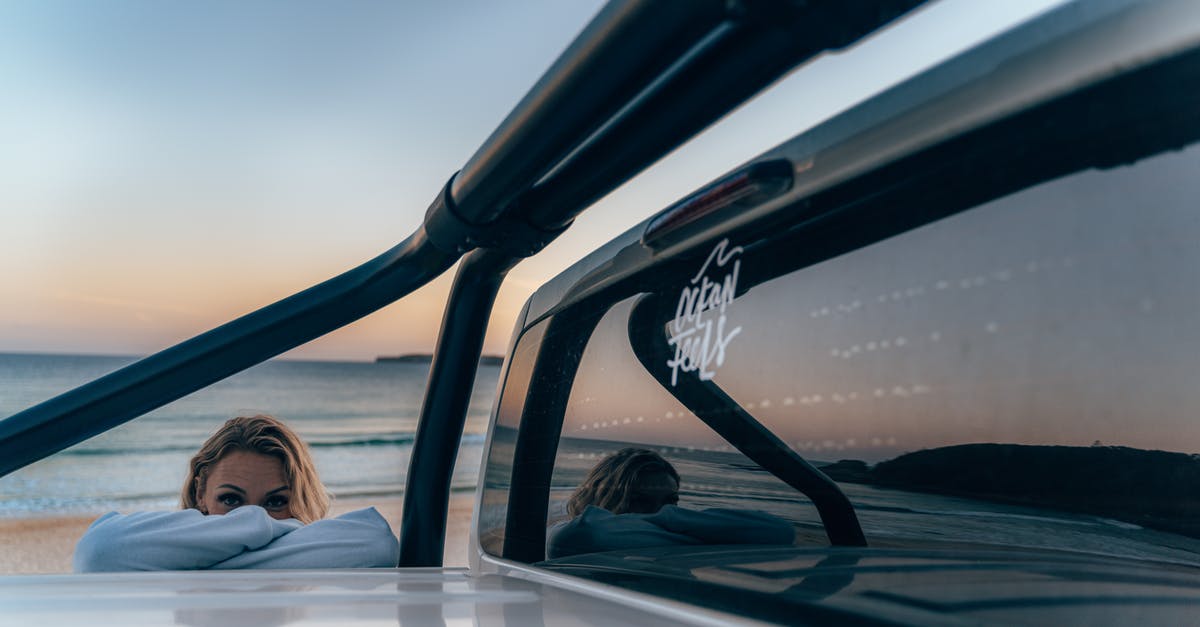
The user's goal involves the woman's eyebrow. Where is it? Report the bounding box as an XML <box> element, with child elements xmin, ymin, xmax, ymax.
<box><xmin>265</xmin><ymin>486</ymin><xmax>290</xmax><ymax>496</ymax></box>
<box><xmin>216</xmin><ymin>484</ymin><xmax>246</xmax><ymax>494</ymax></box>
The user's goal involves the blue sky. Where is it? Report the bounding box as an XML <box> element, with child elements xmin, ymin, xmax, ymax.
<box><xmin>0</xmin><ymin>0</ymin><xmax>1058</xmax><ymax>360</ymax></box>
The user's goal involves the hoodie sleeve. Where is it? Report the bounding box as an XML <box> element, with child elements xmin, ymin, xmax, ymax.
<box><xmin>546</xmin><ymin>505</ymin><xmax>698</xmax><ymax>559</ymax></box>
<box><xmin>211</xmin><ymin>507</ymin><xmax>399</xmax><ymax>570</ymax></box>
<box><xmin>646</xmin><ymin>505</ymin><xmax>796</xmax><ymax>545</ymax></box>
<box><xmin>545</xmin><ymin>505</ymin><xmax>795</xmax><ymax>559</ymax></box>
<box><xmin>73</xmin><ymin>506</ymin><xmax>301</xmax><ymax>573</ymax></box>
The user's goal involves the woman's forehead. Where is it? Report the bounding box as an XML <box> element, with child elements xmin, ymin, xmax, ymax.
<box><xmin>208</xmin><ymin>450</ymin><xmax>287</xmax><ymax>486</ymax></box>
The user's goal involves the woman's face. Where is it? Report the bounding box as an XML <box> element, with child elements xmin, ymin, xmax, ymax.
<box><xmin>198</xmin><ymin>449</ymin><xmax>293</xmax><ymax>520</ymax></box>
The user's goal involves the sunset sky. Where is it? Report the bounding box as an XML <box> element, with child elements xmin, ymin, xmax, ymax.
<box><xmin>0</xmin><ymin>0</ymin><xmax>1059</xmax><ymax>362</ymax></box>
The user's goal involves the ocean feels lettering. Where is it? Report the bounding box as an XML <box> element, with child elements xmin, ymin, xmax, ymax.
<box><xmin>667</xmin><ymin>239</ymin><xmax>743</xmax><ymax>386</ymax></box>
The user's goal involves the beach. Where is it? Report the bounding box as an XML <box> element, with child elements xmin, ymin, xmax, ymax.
<box><xmin>0</xmin><ymin>353</ymin><xmax>497</xmax><ymax>574</ymax></box>
<box><xmin>0</xmin><ymin>493</ymin><xmax>477</xmax><ymax>574</ymax></box>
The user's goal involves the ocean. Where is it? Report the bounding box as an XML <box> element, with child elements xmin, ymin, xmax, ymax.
<box><xmin>0</xmin><ymin>352</ymin><xmax>498</xmax><ymax>518</ymax></box>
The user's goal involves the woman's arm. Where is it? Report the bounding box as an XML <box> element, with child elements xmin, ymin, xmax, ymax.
<box><xmin>547</xmin><ymin>506</ymin><xmax>698</xmax><ymax>559</ymax></box>
<box><xmin>546</xmin><ymin>505</ymin><xmax>796</xmax><ymax>559</ymax></box>
<box><xmin>211</xmin><ymin>507</ymin><xmax>399</xmax><ymax>569</ymax></box>
<box><xmin>647</xmin><ymin>505</ymin><xmax>796</xmax><ymax>545</ymax></box>
<box><xmin>73</xmin><ymin>506</ymin><xmax>301</xmax><ymax>572</ymax></box>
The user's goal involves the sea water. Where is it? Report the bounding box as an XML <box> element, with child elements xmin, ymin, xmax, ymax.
<box><xmin>0</xmin><ymin>353</ymin><xmax>498</xmax><ymax>517</ymax></box>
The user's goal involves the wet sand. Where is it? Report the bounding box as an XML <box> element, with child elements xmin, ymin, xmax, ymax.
<box><xmin>0</xmin><ymin>493</ymin><xmax>476</xmax><ymax>574</ymax></box>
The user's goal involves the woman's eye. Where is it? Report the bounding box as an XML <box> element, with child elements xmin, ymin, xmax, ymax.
<box><xmin>218</xmin><ymin>494</ymin><xmax>242</xmax><ymax>507</ymax></box>
<box><xmin>264</xmin><ymin>496</ymin><xmax>289</xmax><ymax>510</ymax></box>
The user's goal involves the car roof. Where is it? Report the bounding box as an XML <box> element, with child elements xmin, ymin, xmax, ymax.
<box><xmin>0</xmin><ymin>568</ymin><xmax>763</xmax><ymax>627</ymax></box>
<box><xmin>521</xmin><ymin>0</ymin><xmax>1200</xmax><ymax>326</ymax></box>
<box><xmin>542</xmin><ymin>545</ymin><xmax>1200</xmax><ymax>625</ymax></box>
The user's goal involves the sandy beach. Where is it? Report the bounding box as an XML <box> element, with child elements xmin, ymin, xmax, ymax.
<box><xmin>0</xmin><ymin>493</ymin><xmax>476</xmax><ymax>574</ymax></box>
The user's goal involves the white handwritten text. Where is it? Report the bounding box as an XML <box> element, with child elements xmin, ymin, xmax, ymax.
<box><xmin>666</xmin><ymin>239</ymin><xmax>743</xmax><ymax>385</ymax></box>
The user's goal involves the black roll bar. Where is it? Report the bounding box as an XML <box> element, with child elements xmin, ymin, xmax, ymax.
<box><xmin>0</xmin><ymin>231</ymin><xmax>459</xmax><ymax>477</ymax></box>
<box><xmin>399</xmin><ymin>249</ymin><xmax>520</xmax><ymax>566</ymax></box>
<box><xmin>627</xmin><ymin>294</ymin><xmax>866</xmax><ymax>546</ymax></box>
<box><xmin>518</xmin><ymin>0</ymin><xmax>925</xmax><ymax>231</ymax></box>
<box><xmin>449</xmin><ymin>0</ymin><xmax>729</xmax><ymax>226</ymax></box>
<box><xmin>502</xmin><ymin>308</ymin><xmax>608</xmax><ymax>563</ymax></box>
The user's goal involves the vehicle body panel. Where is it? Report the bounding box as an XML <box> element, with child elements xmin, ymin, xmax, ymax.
<box><xmin>0</xmin><ymin>568</ymin><xmax>764</xmax><ymax>627</ymax></box>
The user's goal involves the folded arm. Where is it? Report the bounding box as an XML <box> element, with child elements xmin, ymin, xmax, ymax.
<box><xmin>547</xmin><ymin>506</ymin><xmax>697</xmax><ymax>559</ymax></box>
<box><xmin>73</xmin><ymin>506</ymin><xmax>300</xmax><ymax>572</ymax></box>
<box><xmin>212</xmin><ymin>507</ymin><xmax>399</xmax><ymax>569</ymax></box>
<box><xmin>546</xmin><ymin>505</ymin><xmax>795</xmax><ymax>559</ymax></box>
<box><xmin>647</xmin><ymin>505</ymin><xmax>796</xmax><ymax>545</ymax></box>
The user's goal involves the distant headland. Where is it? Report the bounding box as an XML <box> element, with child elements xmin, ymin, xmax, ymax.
<box><xmin>819</xmin><ymin>443</ymin><xmax>1200</xmax><ymax>539</ymax></box>
<box><xmin>375</xmin><ymin>353</ymin><xmax>503</xmax><ymax>366</ymax></box>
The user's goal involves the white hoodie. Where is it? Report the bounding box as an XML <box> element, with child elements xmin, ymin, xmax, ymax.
<box><xmin>73</xmin><ymin>505</ymin><xmax>399</xmax><ymax>572</ymax></box>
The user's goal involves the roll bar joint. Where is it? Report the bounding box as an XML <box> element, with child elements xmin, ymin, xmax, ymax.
<box><xmin>423</xmin><ymin>174</ymin><xmax>568</xmax><ymax>258</ymax></box>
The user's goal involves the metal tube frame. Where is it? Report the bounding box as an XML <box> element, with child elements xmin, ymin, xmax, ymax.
<box><xmin>399</xmin><ymin>249</ymin><xmax>519</xmax><ymax>566</ymax></box>
<box><xmin>0</xmin><ymin>232</ymin><xmax>459</xmax><ymax>477</ymax></box>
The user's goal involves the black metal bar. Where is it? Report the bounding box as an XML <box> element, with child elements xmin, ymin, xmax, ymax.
<box><xmin>449</xmin><ymin>0</ymin><xmax>728</xmax><ymax>225</ymax></box>
<box><xmin>502</xmin><ymin>307</ymin><xmax>609</xmax><ymax>563</ymax></box>
<box><xmin>399</xmin><ymin>249</ymin><xmax>519</xmax><ymax>567</ymax></box>
<box><xmin>627</xmin><ymin>294</ymin><xmax>867</xmax><ymax>547</ymax></box>
<box><xmin>0</xmin><ymin>230</ymin><xmax>459</xmax><ymax>478</ymax></box>
<box><xmin>519</xmin><ymin>0</ymin><xmax>925</xmax><ymax>231</ymax></box>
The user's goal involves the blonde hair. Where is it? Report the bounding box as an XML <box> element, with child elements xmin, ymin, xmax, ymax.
<box><xmin>566</xmin><ymin>448</ymin><xmax>679</xmax><ymax>517</ymax></box>
<box><xmin>181</xmin><ymin>414</ymin><xmax>329</xmax><ymax>523</ymax></box>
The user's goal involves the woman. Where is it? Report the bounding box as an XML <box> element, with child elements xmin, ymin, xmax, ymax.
<box><xmin>74</xmin><ymin>415</ymin><xmax>399</xmax><ymax>572</ymax></box>
<box><xmin>547</xmin><ymin>448</ymin><xmax>795</xmax><ymax>559</ymax></box>
<box><xmin>566</xmin><ymin>448</ymin><xmax>681</xmax><ymax>516</ymax></box>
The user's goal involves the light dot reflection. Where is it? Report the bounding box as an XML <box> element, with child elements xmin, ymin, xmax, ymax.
<box><xmin>820</xmin><ymin>260</ymin><xmax>1046</xmax><ymax>360</ymax></box>
<box><xmin>561</xmin><ymin>256</ymin><xmax>1075</xmax><ymax>453</ymax></box>
<box><xmin>566</xmin><ymin>374</ymin><xmax>931</xmax><ymax>463</ymax></box>
<box><xmin>569</xmin><ymin>383</ymin><xmax>931</xmax><ymax>436</ymax></box>
<box><xmin>806</xmin><ymin>257</ymin><xmax>1072</xmax><ymax>323</ymax></box>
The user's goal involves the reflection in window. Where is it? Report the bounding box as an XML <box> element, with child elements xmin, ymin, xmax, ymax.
<box><xmin>550</xmin><ymin>299</ymin><xmax>824</xmax><ymax>546</ymax></box>
<box><xmin>539</xmin><ymin>144</ymin><xmax>1200</xmax><ymax>563</ymax></box>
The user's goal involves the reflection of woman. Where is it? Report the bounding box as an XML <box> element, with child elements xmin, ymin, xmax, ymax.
<box><xmin>547</xmin><ymin>448</ymin><xmax>795</xmax><ymax>559</ymax></box>
<box><xmin>74</xmin><ymin>415</ymin><xmax>399</xmax><ymax>572</ymax></box>
<box><xmin>566</xmin><ymin>448</ymin><xmax>680</xmax><ymax>515</ymax></box>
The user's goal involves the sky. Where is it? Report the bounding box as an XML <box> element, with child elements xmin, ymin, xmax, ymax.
<box><xmin>0</xmin><ymin>0</ymin><xmax>1062</xmax><ymax>362</ymax></box>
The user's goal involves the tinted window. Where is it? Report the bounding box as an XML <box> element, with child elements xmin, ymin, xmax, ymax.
<box><xmin>477</xmin><ymin>47</ymin><xmax>1200</xmax><ymax>606</ymax></box>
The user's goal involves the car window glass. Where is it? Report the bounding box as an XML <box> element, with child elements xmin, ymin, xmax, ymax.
<box><xmin>480</xmin><ymin>140</ymin><xmax>1200</xmax><ymax>567</ymax></box>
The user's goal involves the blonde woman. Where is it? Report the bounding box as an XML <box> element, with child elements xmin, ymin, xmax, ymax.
<box><xmin>74</xmin><ymin>415</ymin><xmax>398</xmax><ymax>572</ymax></box>
<box><xmin>547</xmin><ymin>448</ymin><xmax>794</xmax><ymax>559</ymax></box>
